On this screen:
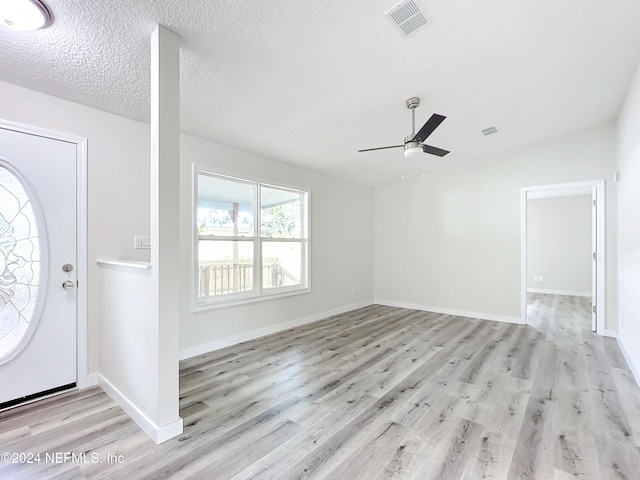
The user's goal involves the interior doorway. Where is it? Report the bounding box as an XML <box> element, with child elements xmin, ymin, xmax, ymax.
<box><xmin>521</xmin><ymin>180</ymin><xmax>605</xmax><ymax>334</ymax></box>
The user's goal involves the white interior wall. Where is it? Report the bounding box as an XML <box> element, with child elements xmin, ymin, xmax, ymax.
<box><xmin>0</xmin><ymin>80</ymin><xmax>151</xmax><ymax>375</ymax></box>
<box><xmin>374</xmin><ymin>123</ymin><xmax>617</xmax><ymax>328</ymax></box>
<box><xmin>0</xmin><ymin>79</ymin><xmax>375</xmax><ymax>371</ymax></box>
<box><xmin>149</xmin><ymin>26</ymin><xmax>181</xmax><ymax>437</ymax></box>
<box><xmin>616</xmin><ymin>60</ymin><xmax>640</xmax><ymax>382</ymax></box>
<box><xmin>96</xmin><ymin>264</ymin><xmax>157</xmax><ymax>435</ymax></box>
<box><xmin>2</xmin><ymin>73</ymin><xmax>630</xmax><ymax>388</ymax></box>
<box><xmin>526</xmin><ymin>195</ymin><xmax>592</xmax><ymax>295</ymax></box>
<box><xmin>179</xmin><ymin>136</ymin><xmax>374</xmax><ymax>355</ymax></box>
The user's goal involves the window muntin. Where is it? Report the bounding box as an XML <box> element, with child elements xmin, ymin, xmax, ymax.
<box><xmin>195</xmin><ymin>170</ymin><xmax>309</xmax><ymax>308</ymax></box>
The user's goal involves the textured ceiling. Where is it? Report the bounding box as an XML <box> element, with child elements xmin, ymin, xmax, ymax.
<box><xmin>2</xmin><ymin>0</ymin><xmax>640</xmax><ymax>186</ymax></box>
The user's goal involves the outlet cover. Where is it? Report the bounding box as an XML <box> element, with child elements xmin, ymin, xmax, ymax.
<box><xmin>134</xmin><ymin>235</ymin><xmax>151</xmax><ymax>249</ymax></box>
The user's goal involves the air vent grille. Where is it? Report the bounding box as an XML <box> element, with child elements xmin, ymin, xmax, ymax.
<box><xmin>481</xmin><ymin>126</ymin><xmax>498</xmax><ymax>136</ymax></box>
<box><xmin>385</xmin><ymin>0</ymin><xmax>428</xmax><ymax>38</ymax></box>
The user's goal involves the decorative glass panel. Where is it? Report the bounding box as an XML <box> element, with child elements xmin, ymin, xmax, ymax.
<box><xmin>0</xmin><ymin>165</ymin><xmax>41</xmax><ymax>359</ymax></box>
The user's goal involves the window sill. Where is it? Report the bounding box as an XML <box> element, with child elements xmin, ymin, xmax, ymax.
<box><xmin>193</xmin><ymin>286</ymin><xmax>311</xmax><ymax>312</ymax></box>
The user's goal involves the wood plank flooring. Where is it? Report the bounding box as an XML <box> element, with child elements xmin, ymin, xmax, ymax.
<box><xmin>1</xmin><ymin>294</ymin><xmax>639</xmax><ymax>479</ymax></box>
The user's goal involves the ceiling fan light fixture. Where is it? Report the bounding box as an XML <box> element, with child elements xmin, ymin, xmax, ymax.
<box><xmin>0</xmin><ymin>0</ymin><xmax>52</xmax><ymax>31</ymax></box>
<box><xmin>404</xmin><ymin>142</ymin><xmax>423</xmax><ymax>158</ymax></box>
<box><xmin>358</xmin><ymin>97</ymin><xmax>449</xmax><ymax>158</ymax></box>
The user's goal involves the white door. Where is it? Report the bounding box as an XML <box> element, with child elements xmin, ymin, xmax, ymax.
<box><xmin>0</xmin><ymin>127</ymin><xmax>77</xmax><ymax>408</ymax></box>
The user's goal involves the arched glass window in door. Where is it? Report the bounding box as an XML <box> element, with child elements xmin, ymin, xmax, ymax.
<box><xmin>0</xmin><ymin>165</ymin><xmax>41</xmax><ymax>361</ymax></box>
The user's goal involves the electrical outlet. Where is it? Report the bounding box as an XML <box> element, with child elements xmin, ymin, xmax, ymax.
<box><xmin>134</xmin><ymin>235</ymin><xmax>151</xmax><ymax>249</ymax></box>
<box><xmin>449</xmin><ymin>291</ymin><xmax>455</xmax><ymax>300</ymax></box>
<box><xmin>539</xmin><ymin>276</ymin><xmax>543</xmax><ymax>282</ymax></box>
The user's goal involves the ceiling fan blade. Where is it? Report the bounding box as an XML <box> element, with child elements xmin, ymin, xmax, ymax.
<box><xmin>412</xmin><ymin>114</ymin><xmax>446</xmax><ymax>143</ymax></box>
<box><xmin>357</xmin><ymin>145</ymin><xmax>404</xmax><ymax>152</ymax></box>
<box><xmin>422</xmin><ymin>144</ymin><xmax>450</xmax><ymax>157</ymax></box>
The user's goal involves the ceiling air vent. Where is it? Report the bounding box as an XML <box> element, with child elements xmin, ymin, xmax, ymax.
<box><xmin>385</xmin><ymin>0</ymin><xmax>428</xmax><ymax>38</ymax></box>
<box><xmin>481</xmin><ymin>126</ymin><xmax>498</xmax><ymax>136</ymax></box>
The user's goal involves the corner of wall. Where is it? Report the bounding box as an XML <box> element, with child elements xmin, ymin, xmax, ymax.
<box><xmin>97</xmin><ymin>374</ymin><xmax>183</xmax><ymax>444</ymax></box>
<box><xmin>616</xmin><ymin>334</ymin><xmax>640</xmax><ymax>387</ymax></box>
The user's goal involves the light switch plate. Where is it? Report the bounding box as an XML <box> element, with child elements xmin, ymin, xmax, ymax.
<box><xmin>134</xmin><ymin>235</ymin><xmax>151</xmax><ymax>249</ymax></box>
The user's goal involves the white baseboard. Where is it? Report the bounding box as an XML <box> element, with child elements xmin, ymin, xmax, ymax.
<box><xmin>374</xmin><ymin>299</ymin><xmax>522</xmax><ymax>325</ymax></box>
<box><xmin>527</xmin><ymin>288</ymin><xmax>591</xmax><ymax>297</ymax></box>
<box><xmin>616</xmin><ymin>336</ymin><xmax>640</xmax><ymax>388</ymax></box>
<box><xmin>179</xmin><ymin>300</ymin><xmax>374</xmax><ymax>360</ymax></box>
<box><xmin>97</xmin><ymin>374</ymin><xmax>183</xmax><ymax>444</ymax></box>
<box><xmin>603</xmin><ymin>329</ymin><xmax>618</xmax><ymax>338</ymax></box>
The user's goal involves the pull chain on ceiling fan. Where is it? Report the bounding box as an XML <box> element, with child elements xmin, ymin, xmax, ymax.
<box><xmin>358</xmin><ymin>97</ymin><xmax>450</xmax><ymax>158</ymax></box>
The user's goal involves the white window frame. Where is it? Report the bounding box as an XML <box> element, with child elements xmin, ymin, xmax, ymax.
<box><xmin>193</xmin><ymin>165</ymin><xmax>310</xmax><ymax>311</ymax></box>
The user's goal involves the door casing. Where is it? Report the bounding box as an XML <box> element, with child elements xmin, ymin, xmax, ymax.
<box><xmin>520</xmin><ymin>180</ymin><xmax>606</xmax><ymax>335</ymax></box>
<box><xmin>0</xmin><ymin>119</ymin><xmax>89</xmax><ymax>388</ymax></box>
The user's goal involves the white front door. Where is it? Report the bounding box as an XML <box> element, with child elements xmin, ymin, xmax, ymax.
<box><xmin>0</xmin><ymin>127</ymin><xmax>77</xmax><ymax>408</ymax></box>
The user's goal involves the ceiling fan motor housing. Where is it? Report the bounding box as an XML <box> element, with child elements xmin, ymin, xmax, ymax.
<box><xmin>405</xmin><ymin>97</ymin><xmax>420</xmax><ymax>110</ymax></box>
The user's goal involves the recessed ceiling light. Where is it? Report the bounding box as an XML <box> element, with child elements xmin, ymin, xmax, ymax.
<box><xmin>0</xmin><ymin>0</ymin><xmax>52</xmax><ymax>31</ymax></box>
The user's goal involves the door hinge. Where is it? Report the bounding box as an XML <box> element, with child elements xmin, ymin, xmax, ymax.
<box><xmin>593</xmin><ymin>252</ymin><xmax>597</xmax><ymax>261</ymax></box>
<box><xmin>592</xmin><ymin>305</ymin><xmax>597</xmax><ymax>313</ymax></box>
<box><xmin>593</xmin><ymin>199</ymin><xmax>596</xmax><ymax>207</ymax></box>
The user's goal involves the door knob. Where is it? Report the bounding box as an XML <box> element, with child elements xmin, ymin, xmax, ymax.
<box><xmin>62</xmin><ymin>281</ymin><xmax>74</xmax><ymax>290</ymax></box>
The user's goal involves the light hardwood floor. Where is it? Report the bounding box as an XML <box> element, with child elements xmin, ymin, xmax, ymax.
<box><xmin>1</xmin><ymin>294</ymin><xmax>639</xmax><ymax>479</ymax></box>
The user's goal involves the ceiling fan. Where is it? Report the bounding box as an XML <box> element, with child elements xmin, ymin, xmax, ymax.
<box><xmin>358</xmin><ymin>97</ymin><xmax>450</xmax><ymax>158</ymax></box>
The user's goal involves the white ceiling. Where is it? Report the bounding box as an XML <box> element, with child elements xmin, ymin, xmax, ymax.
<box><xmin>2</xmin><ymin>0</ymin><xmax>640</xmax><ymax>186</ymax></box>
